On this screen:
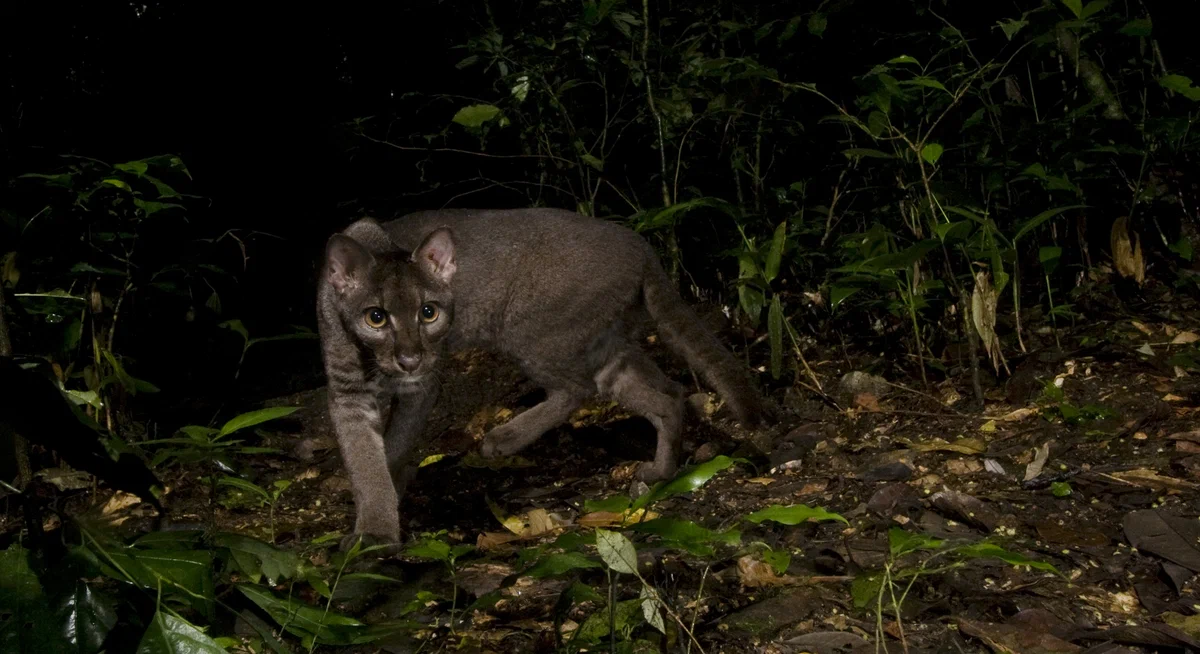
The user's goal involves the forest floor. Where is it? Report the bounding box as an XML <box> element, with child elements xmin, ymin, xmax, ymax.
<box><xmin>56</xmin><ymin>303</ymin><xmax>1200</xmax><ymax>654</ymax></box>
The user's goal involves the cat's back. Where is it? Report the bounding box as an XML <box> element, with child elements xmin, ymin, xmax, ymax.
<box><xmin>381</xmin><ymin>208</ymin><xmax>646</xmax><ymax>257</ymax></box>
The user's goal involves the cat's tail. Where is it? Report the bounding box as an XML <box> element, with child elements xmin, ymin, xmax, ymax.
<box><xmin>641</xmin><ymin>256</ymin><xmax>768</xmax><ymax>426</ymax></box>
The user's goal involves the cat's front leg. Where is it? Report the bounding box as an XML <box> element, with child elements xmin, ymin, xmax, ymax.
<box><xmin>328</xmin><ymin>389</ymin><xmax>400</xmax><ymax>551</ymax></box>
<box><xmin>383</xmin><ymin>380</ymin><xmax>439</xmax><ymax>506</ymax></box>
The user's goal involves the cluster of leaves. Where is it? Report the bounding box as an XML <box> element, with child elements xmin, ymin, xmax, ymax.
<box><xmin>360</xmin><ymin>0</ymin><xmax>1200</xmax><ymax>384</ymax></box>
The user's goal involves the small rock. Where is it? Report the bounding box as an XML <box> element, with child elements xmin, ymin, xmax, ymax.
<box><xmin>862</xmin><ymin>461</ymin><xmax>914</xmax><ymax>482</ymax></box>
<box><xmin>867</xmin><ymin>482</ymin><xmax>920</xmax><ymax>517</ymax></box>
<box><xmin>837</xmin><ymin>371</ymin><xmax>891</xmax><ymax>402</ymax></box>
<box><xmin>693</xmin><ymin>442</ymin><xmax>723</xmax><ymax>463</ymax></box>
<box><xmin>722</xmin><ymin>589</ymin><xmax>818</xmax><ymax>636</ymax></box>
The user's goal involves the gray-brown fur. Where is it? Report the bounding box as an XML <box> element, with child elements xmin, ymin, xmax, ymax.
<box><xmin>317</xmin><ymin>208</ymin><xmax>765</xmax><ymax>549</ymax></box>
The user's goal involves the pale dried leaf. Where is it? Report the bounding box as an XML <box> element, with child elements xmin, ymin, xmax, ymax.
<box><xmin>1171</xmin><ymin>331</ymin><xmax>1200</xmax><ymax>345</ymax></box>
<box><xmin>1024</xmin><ymin>442</ymin><xmax>1051</xmax><ymax>481</ymax></box>
<box><xmin>1105</xmin><ymin>468</ymin><xmax>1200</xmax><ymax>491</ymax></box>
<box><xmin>1111</xmin><ymin>216</ymin><xmax>1146</xmax><ymax>284</ymax></box>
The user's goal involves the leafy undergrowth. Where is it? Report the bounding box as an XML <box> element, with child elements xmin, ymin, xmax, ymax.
<box><xmin>7</xmin><ymin>310</ymin><xmax>1200</xmax><ymax>654</ymax></box>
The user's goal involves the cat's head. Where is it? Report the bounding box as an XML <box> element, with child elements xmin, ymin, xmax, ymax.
<box><xmin>323</xmin><ymin>218</ymin><xmax>456</xmax><ymax>381</ymax></box>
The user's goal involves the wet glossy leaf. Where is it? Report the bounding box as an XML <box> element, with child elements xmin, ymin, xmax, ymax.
<box><xmin>135</xmin><ymin>611</ymin><xmax>226</xmax><ymax>654</ymax></box>
<box><xmin>52</xmin><ymin>581</ymin><xmax>117</xmax><ymax>654</ymax></box>
<box><xmin>746</xmin><ymin>504</ymin><xmax>848</xmax><ymax>526</ymax></box>
<box><xmin>218</xmin><ymin>407</ymin><xmax>300</xmax><ymax>437</ymax></box>
<box><xmin>633</xmin><ymin>455</ymin><xmax>740</xmax><ymax>509</ymax></box>
<box><xmin>830</xmin><ymin>286</ymin><xmax>860</xmax><ymax>310</ymax></box>
<box><xmin>595</xmin><ymin>529</ymin><xmax>638</xmax><ymax>575</ymax></box>
<box><xmin>97</xmin><ymin>547</ymin><xmax>215</xmax><ymax>619</ymax></box>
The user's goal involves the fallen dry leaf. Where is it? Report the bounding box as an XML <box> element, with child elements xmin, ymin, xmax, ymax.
<box><xmin>1112</xmin><ymin>216</ymin><xmax>1146</xmax><ymax>284</ymax></box>
<box><xmin>906</xmin><ymin>437</ymin><xmax>988</xmax><ymax>455</ymax></box>
<box><xmin>737</xmin><ymin>555</ymin><xmax>801</xmax><ymax>588</ymax></box>
<box><xmin>854</xmin><ymin>392</ymin><xmax>881</xmax><ymax>412</ymax></box>
<box><xmin>996</xmin><ymin>407</ymin><xmax>1038</xmax><ymax>422</ymax></box>
<box><xmin>1104</xmin><ymin>469</ymin><xmax>1199</xmax><ymax>492</ymax></box>
<box><xmin>1171</xmin><ymin>331</ymin><xmax>1200</xmax><ymax>345</ymax></box>
<box><xmin>1024</xmin><ymin>442</ymin><xmax>1051</xmax><ymax>482</ymax></box>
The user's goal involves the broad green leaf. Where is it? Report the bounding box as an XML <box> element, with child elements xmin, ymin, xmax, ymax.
<box><xmin>580</xmin><ymin>153</ymin><xmax>604</xmax><ymax>172</ymax></box>
<box><xmin>100</xmin><ymin>178</ymin><xmax>130</xmax><ymax>190</ymax></box>
<box><xmin>405</xmin><ymin>538</ymin><xmax>452</xmax><ymax>562</ymax></box>
<box><xmin>888</xmin><ymin>528</ymin><xmax>945</xmax><ymax>556</ymax></box>
<box><xmin>1060</xmin><ymin>0</ymin><xmax>1082</xmax><ymax>18</ymax></box>
<box><xmin>211</xmin><ymin>533</ymin><xmax>301</xmax><ymax>585</ymax></box>
<box><xmin>764</xmin><ymin>220</ymin><xmax>787</xmax><ymax>283</ymax></box>
<box><xmin>921</xmin><ymin>142</ymin><xmax>944</xmax><ymax>165</ymax></box>
<box><xmin>633</xmin><ymin>455</ymin><xmax>740</xmax><ymax>510</ymax></box>
<box><xmin>768</xmin><ymin>296</ymin><xmax>784</xmax><ymax>380</ymax></box>
<box><xmin>902</xmin><ymin>77</ymin><xmax>948</xmax><ymax>93</ymax></box>
<box><xmin>97</xmin><ymin>548</ymin><xmax>215</xmax><ymax>619</ymax></box>
<box><xmin>630</xmin><ymin>518</ymin><xmax>740</xmax><ymax>556</ymax></box>
<box><xmin>934</xmin><ymin>221</ymin><xmax>973</xmax><ymax>243</ymax></box>
<box><xmin>583</xmin><ymin>495</ymin><xmax>632</xmax><ymax>513</ymax></box>
<box><xmin>595</xmin><ymin>529</ymin><xmax>638</xmax><ymax>575</ymax></box>
<box><xmin>217</xmin><ymin>476</ymin><xmax>270</xmax><ymax>502</ymax></box>
<box><xmin>136</xmin><ymin>611</ymin><xmax>227</xmax><ymax>654</ymax></box>
<box><xmin>887</xmin><ymin>55</ymin><xmax>920</xmax><ymax>66</ymax></box>
<box><xmin>841</xmin><ymin>148</ymin><xmax>894</xmax><ymax>160</ymax></box>
<box><xmin>807</xmin><ymin>13</ymin><xmax>827</xmax><ymax>37</ymax></box>
<box><xmin>451</xmin><ymin>104</ymin><xmax>502</xmax><ymax>128</ymax></box>
<box><xmin>1039</xmin><ymin>246</ymin><xmax>1062</xmax><ymax>264</ymax></box>
<box><xmin>997</xmin><ymin>19</ymin><xmax>1027</xmax><ymax>40</ymax></box>
<box><xmin>745</xmin><ymin>504</ymin><xmax>848</xmax><ymax>526</ymax></box>
<box><xmin>114</xmin><ymin>160</ymin><xmax>148</xmax><ymax>176</ymax></box>
<box><xmin>953</xmin><ymin>543</ymin><xmax>1059</xmax><ymax>574</ymax></box>
<box><xmin>851</xmin><ymin>572</ymin><xmax>885</xmax><ymax>608</ymax></box>
<box><xmin>236</xmin><ymin>584</ymin><xmax>407</xmax><ymax>645</ymax></box>
<box><xmin>52</xmin><ymin>581</ymin><xmax>117</xmax><ymax>654</ymax></box>
<box><xmin>218</xmin><ymin>407</ymin><xmax>300</xmax><ymax>437</ymax></box>
<box><xmin>1080</xmin><ymin>0</ymin><xmax>1109</xmax><ymax>19</ymax></box>
<box><xmin>0</xmin><ymin>544</ymin><xmax>67</xmax><ymax>654</ymax></box>
<box><xmin>867</xmin><ymin>111</ymin><xmax>889</xmax><ymax>137</ymax></box>
<box><xmin>762</xmin><ymin>549</ymin><xmax>791</xmax><ymax>574</ymax></box>
<box><xmin>1011</xmin><ymin>205</ymin><xmax>1088</xmax><ymax>243</ymax></box>
<box><xmin>830</xmin><ymin>286</ymin><xmax>860</xmax><ymax>311</ymax></box>
<box><xmin>1159</xmin><ymin>75</ymin><xmax>1200</xmax><ymax>102</ymax></box>
<box><xmin>738</xmin><ymin>283</ymin><xmax>765</xmax><ymax>326</ymax></box>
<box><xmin>1119</xmin><ymin>18</ymin><xmax>1152</xmax><ymax>36</ymax></box>
<box><xmin>573</xmin><ymin>599</ymin><xmax>645</xmax><ymax>645</ymax></box>
<box><xmin>523</xmin><ymin>552</ymin><xmax>602</xmax><ymax>578</ymax></box>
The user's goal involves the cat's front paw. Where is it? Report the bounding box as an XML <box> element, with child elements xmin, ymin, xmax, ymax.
<box><xmin>635</xmin><ymin>461</ymin><xmax>676</xmax><ymax>483</ymax></box>
<box><xmin>480</xmin><ymin>425</ymin><xmax>525</xmax><ymax>458</ymax></box>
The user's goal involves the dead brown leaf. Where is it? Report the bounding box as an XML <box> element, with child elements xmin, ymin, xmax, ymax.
<box><xmin>906</xmin><ymin>437</ymin><xmax>988</xmax><ymax>455</ymax></box>
<box><xmin>737</xmin><ymin>555</ymin><xmax>801</xmax><ymax>588</ymax></box>
<box><xmin>1104</xmin><ymin>469</ymin><xmax>1200</xmax><ymax>492</ymax></box>
<box><xmin>1111</xmin><ymin>216</ymin><xmax>1146</xmax><ymax>284</ymax></box>
<box><xmin>853</xmin><ymin>392</ymin><xmax>881</xmax><ymax>412</ymax></box>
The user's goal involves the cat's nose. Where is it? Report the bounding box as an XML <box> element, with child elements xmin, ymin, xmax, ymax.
<box><xmin>396</xmin><ymin>354</ymin><xmax>422</xmax><ymax>372</ymax></box>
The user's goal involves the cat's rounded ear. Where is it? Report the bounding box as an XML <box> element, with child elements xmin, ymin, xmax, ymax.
<box><xmin>325</xmin><ymin>234</ymin><xmax>374</xmax><ymax>294</ymax></box>
<box><xmin>413</xmin><ymin>227</ymin><xmax>456</xmax><ymax>284</ymax></box>
<box><xmin>342</xmin><ymin>217</ymin><xmax>395</xmax><ymax>253</ymax></box>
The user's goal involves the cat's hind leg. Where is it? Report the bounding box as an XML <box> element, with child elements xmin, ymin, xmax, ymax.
<box><xmin>594</xmin><ymin>348</ymin><xmax>685</xmax><ymax>483</ymax></box>
<box><xmin>480</xmin><ymin>388</ymin><xmax>583</xmax><ymax>458</ymax></box>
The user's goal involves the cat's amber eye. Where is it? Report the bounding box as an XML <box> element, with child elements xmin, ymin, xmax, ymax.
<box><xmin>363</xmin><ymin>307</ymin><xmax>388</xmax><ymax>328</ymax></box>
<box><xmin>419</xmin><ymin>303</ymin><xmax>439</xmax><ymax>323</ymax></box>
